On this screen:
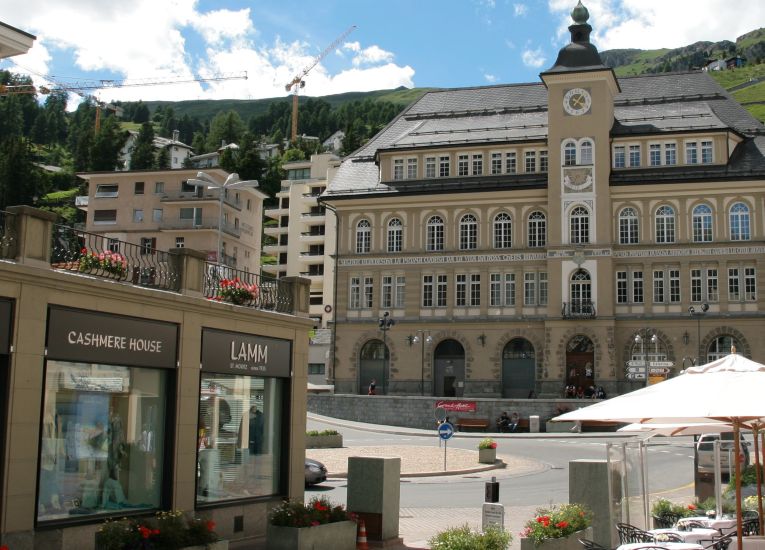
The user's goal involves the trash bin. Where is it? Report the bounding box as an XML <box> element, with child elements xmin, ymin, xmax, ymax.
<box><xmin>529</xmin><ymin>415</ymin><xmax>540</xmax><ymax>433</ymax></box>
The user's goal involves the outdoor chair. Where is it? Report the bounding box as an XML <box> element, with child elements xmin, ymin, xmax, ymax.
<box><xmin>653</xmin><ymin>514</ymin><xmax>681</xmax><ymax>529</ymax></box>
<box><xmin>579</xmin><ymin>538</ymin><xmax>609</xmax><ymax>550</ymax></box>
<box><xmin>702</xmin><ymin>533</ymin><xmax>734</xmax><ymax>550</ymax></box>
<box><xmin>742</xmin><ymin>517</ymin><xmax>760</xmax><ymax>536</ymax></box>
<box><xmin>616</xmin><ymin>523</ymin><xmax>656</xmax><ymax>544</ymax></box>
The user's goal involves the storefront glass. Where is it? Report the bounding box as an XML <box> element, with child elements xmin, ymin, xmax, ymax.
<box><xmin>37</xmin><ymin>360</ymin><xmax>167</xmax><ymax>522</ymax></box>
<box><xmin>196</xmin><ymin>374</ymin><xmax>283</xmax><ymax>503</ymax></box>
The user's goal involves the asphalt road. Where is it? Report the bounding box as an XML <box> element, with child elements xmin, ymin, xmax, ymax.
<box><xmin>306</xmin><ymin>417</ymin><xmax>696</xmax><ymax>508</ymax></box>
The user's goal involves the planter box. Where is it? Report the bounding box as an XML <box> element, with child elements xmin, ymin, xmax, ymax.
<box><xmin>267</xmin><ymin>520</ymin><xmax>357</xmax><ymax>550</ymax></box>
<box><xmin>520</xmin><ymin>527</ymin><xmax>593</xmax><ymax>550</ymax></box>
<box><xmin>185</xmin><ymin>542</ymin><xmax>229</xmax><ymax>550</ymax></box>
<box><xmin>479</xmin><ymin>448</ymin><xmax>496</xmax><ymax>464</ymax></box>
<box><xmin>306</xmin><ymin>434</ymin><xmax>343</xmax><ymax>449</ymax></box>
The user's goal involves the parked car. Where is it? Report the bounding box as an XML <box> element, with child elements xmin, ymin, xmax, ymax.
<box><xmin>696</xmin><ymin>433</ymin><xmax>750</xmax><ymax>475</ymax></box>
<box><xmin>305</xmin><ymin>458</ymin><xmax>327</xmax><ymax>486</ymax></box>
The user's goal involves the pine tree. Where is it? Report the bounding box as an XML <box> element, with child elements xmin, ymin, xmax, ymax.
<box><xmin>130</xmin><ymin>122</ymin><xmax>156</xmax><ymax>170</ymax></box>
<box><xmin>91</xmin><ymin>116</ymin><xmax>127</xmax><ymax>171</ymax></box>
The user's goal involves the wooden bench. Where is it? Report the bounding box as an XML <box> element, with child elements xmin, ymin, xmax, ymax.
<box><xmin>496</xmin><ymin>417</ymin><xmax>530</xmax><ymax>433</ymax></box>
<box><xmin>455</xmin><ymin>417</ymin><xmax>490</xmax><ymax>432</ymax></box>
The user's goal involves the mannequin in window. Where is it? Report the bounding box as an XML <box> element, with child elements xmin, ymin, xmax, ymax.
<box><xmin>39</xmin><ymin>405</ymin><xmax>63</xmax><ymax>514</ymax></box>
<box><xmin>102</xmin><ymin>411</ymin><xmax>128</xmax><ymax>508</ymax></box>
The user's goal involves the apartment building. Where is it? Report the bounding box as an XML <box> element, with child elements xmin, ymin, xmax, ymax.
<box><xmin>321</xmin><ymin>2</ymin><xmax>765</xmax><ymax>398</ymax></box>
<box><xmin>79</xmin><ymin>168</ymin><xmax>267</xmax><ymax>272</ymax></box>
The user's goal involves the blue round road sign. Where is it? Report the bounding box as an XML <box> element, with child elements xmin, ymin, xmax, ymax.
<box><xmin>438</xmin><ymin>422</ymin><xmax>454</xmax><ymax>440</ymax></box>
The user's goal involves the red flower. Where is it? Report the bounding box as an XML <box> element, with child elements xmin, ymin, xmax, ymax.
<box><xmin>490</xmin><ymin>442</ymin><xmax>497</xmax><ymax>449</ymax></box>
<box><xmin>313</xmin><ymin>501</ymin><xmax>329</xmax><ymax>512</ymax></box>
<box><xmin>152</xmin><ymin>529</ymin><xmax>160</xmax><ymax>536</ymax></box>
<box><xmin>138</xmin><ymin>525</ymin><xmax>151</xmax><ymax>539</ymax></box>
<box><xmin>206</xmin><ymin>520</ymin><xmax>216</xmax><ymax>532</ymax></box>
<box><xmin>311</xmin><ymin>521</ymin><xmax>320</xmax><ymax>526</ymax></box>
<box><xmin>536</xmin><ymin>516</ymin><xmax>551</xmax><ymax>527</ymax></box>
<box><xmin>556</xmin><ymin>521</ymin><xmax>569</xmax><ymax>529</ymax></box>
<box><xmin>688</xmin><ymin>504</ymin><xmax>697</xmax><ymax>510</ymax></box>
<box><xmin>1</xmin><ymin>545</ymin><xmax>9</xmax><ymax>550</ymax></box>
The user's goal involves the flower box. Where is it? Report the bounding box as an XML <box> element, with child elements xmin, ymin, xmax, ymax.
<box><xmin>266</xmin><ymin>520</ymin><xmax>357</xmax><ymax>550</ymax></box>
<box><xmin>306</xmin><ymin>433</ymin><xmax>343</xmax><ymax>449</ymax></box>
<box><xmin>479</xmin><ymin>448</ymin><xmax>497</xmax><ymax>464</ymax></box>
<box><xmin>183</xmin><ymin>541</ymin><xmax>229</xmax><ymax>550</ymax></box>
<box><xmin>520</xmin><ymin>527</ymin><xmax>592</xmax><ymax>550</ymax></box>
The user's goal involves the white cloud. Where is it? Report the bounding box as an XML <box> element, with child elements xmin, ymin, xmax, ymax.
<box><xmin>521</xmin><ymin>47</ymin><xmax>546</xmax><ymax>68</ymax></box>
<box><xmin>2</xmin><ymin>0</ymin><xmax>415</xmax><ymax>101</ymax></box>
<box><xmin>514</xmin><ymin>3</ymin><xmax>528</xmax><ymax>16</ymax></box>
<box><xmin>484</xmin><ymin>73</ymin><xmax>498</xmax><ymax>83</ymax></box>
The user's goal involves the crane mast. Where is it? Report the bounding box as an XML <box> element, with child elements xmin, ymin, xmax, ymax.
<box><xmin>285</xmin><ymin>25</ymin><xmax>356</xmax><ymax>143</ymax></box>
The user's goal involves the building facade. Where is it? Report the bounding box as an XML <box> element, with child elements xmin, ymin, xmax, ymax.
<box><xmin>322</xmin><ymin>3</ymin><xmax>765</xmax><ymax>398</ymax></box>
<box><xmin>79</xmin><ymin>168</ymin><xmax>267</xmax><ymax>273</ymax></box>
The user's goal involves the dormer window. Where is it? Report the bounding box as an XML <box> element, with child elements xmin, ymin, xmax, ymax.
<box><xmin>393</xmin><ymin>159</ymin><xmax>404</xmax><ymax>180</ymax></box>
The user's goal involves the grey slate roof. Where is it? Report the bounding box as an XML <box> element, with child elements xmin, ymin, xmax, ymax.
<box><xmin>325</xmin><ymin>71</ymin><xmax>765</xmax><ymax>196</ymax></box>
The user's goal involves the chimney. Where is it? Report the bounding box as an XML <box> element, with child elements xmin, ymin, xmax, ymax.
<box><xmin>172</xmin><ymin>130</ymin><xmax>179</xmax><ymax>142</ymax></box>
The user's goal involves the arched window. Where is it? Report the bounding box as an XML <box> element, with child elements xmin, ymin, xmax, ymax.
<box><xmin>619</xmin><ymin>207</ymin><xmax>639</xmax><ymax>244</ymax></box>
<box><xmin>459</xmin><ymin>213</ymin><xmax>478</xmax><ymax>250</ymax></box>
<box><xmin>426</xmin><ymin>215</ymin><xmax>444</xmax><ymax>251</ymax></box>
<box><xmin>493</xmin><ymin>212</ymin><xmax>512</xmax><ymax>249</ymax></box>
<box><xmin>655</xmin><ymin>205</ymin><xmax>675</xmax><ymax>243</ymax></box>
<box><xmin>569</xmin><ymin>206</ymin><xmax>590</xmax><ymax>244</ymax></box>
<box><xmin>580</xmin><ymin>140</ymin><xmax>593</xmax><ymax>165</ymax></box>
<box><xmin>692</xmin><ymin>204</ymin><xmax>713</xmax><ymax>243</ymax></box>
<box><xmin>707</xmin><ymin>335</ymin><xmax>739</xmax><ymax>362</ymax></box>
<box><xmin>387</xmin><ymin>218</ymin><xmax>403</xmax><ymax>252</ymax></box>
<box><xmin>356</xmin><ymin>219</ymin><xmax>371</xmax><ymax>253</ymax></box>
<box><xmin>729</xmin><ymin>202</ymin><xmax>750</xmax><ymax>241</ymax></box>
<box><xmin>527</xmin><ymin>211</ymin><xmax>546</xmax><ymax>248</ymax></box>
<box><xmin>569</xmin><ymin>269</ymin><xmax>592</xmax><ymax>315</ymax></box>
<box><xmin>563</xmin><ymin>141</ymin><xmax>577</xmax><ymax>166</ymax></box>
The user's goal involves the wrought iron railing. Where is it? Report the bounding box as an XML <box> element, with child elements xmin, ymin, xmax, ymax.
<box><xmin>203</xmin><ymin>263</ymin><xmax>294</xmax><ymax>313</ymax></box>
<box><xmin>562</xmin><ymin>300</ymin><xmax>596</xmax><ymax>319</ymax></box>
<box><xmin>0</xmin><ymin>210</ymin><xmax>17</xmax><ymax>260</ymax></box>
<box><xmin>50</xmin><ymin>225</ymin><xmax>180</xmax><ymax>291</ymax></box>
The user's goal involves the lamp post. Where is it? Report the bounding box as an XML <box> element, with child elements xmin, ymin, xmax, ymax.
<box><xmin>633</xmin><ymin>329</ymin><xmax>657</xmax><ymax>387</ymax></box>
<box><xmin>378</xmin><ymin>311</ymin><xmax>395</xmax><ymax>395</ymax></box>
<box><xmin>688</xmin><ymin>302</ymin><xmax>710</xmax><ymax>365</ymax></box>
<box><xmin>409</xmin><ymin>330</ymin><xmax>433</xmax><ymax>396</ymax></box>
<box><xmin>187</xmin><ymin>171</ymin><xmax>259</xmax><ymax>267</ymax></box>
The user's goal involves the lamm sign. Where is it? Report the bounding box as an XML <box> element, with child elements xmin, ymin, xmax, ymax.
<box><xmin>202</xmin><ymin>328</ymin><xmax>292</xmax><ymax>377</ymax></box>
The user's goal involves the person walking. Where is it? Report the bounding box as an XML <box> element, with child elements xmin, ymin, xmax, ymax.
<box><xmin>368</xmin><ymin>378</ymin><xmax>377</xmax><ymax>395</ymax></box>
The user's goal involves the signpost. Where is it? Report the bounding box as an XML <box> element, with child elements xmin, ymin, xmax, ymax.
<box><xmin>438</xmin><ymin>421</ymin><xmax>454</xmax><ymax>471</ymax></box>
<box><xmin>482</xmin><ymin>476</ymin><xmax>504</xmax><ymax>530</ymax></box>
<box><xmin>625</xmin><ymin>360</ymin><xmax>674</xmax><ymax>383</ymax></box>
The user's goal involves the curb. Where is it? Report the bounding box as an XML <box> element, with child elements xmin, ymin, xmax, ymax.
<box><xmin>328</xmin><ymin>459</ymin><xmax>508</xmax><ymax>479</ymax></box>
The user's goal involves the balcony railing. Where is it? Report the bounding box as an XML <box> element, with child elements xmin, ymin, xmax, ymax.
<box><xmin>51</xmin><ymin>225</ymin><xmax>180</xmax><ymax>291</ymax></box>
<box><xmin>203</xmin><ymin>264</ymin><xmax>293</xmax><ymax>312</ymax></box>
<box><xmin>562</xmin><ymin>300</ymin><xmax>596</xmax><ymax>319</ymax></box>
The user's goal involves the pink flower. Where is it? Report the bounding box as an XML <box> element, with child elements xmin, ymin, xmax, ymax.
<box><xmin>311</xmin><ymin>521</ymin><xmax>320</xmax><ymax>526</ymax></box>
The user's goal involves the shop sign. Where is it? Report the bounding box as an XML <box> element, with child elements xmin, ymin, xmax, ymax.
<box><xmin>47</xmin><ymin>306</ymin><xmax>178</xmax><ymax>368</ymax></box>
<box><xmin>201</xmin><ymin>328</ymin><xmax>291</xmax><ymax>377</ymax></box>
<box><xmin>0</xmin><ymin>299</ymin><xmax>12</xmax><ymax>355</ymax></box>
<box><xmin>435</xmin><ymin>400</ymin><xmax>477</xmax><ymax>412</ymax></box>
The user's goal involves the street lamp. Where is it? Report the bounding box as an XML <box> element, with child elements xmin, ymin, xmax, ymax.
<box><xmin>187</xmin><ymin>171</ymin><xmax>259</xmax><ymax>267</ymax></box>
<box><xmin>688</xmin><ymin>302</ymin><xmax>710</xmax><ymax>365</ymax></box>
<box><xmin>378</xmin><ymin>311</ymin><xmax>395</xmax><ymax>395</ymax></box>
<box><xmin>408</xmin><ymin>330</ymin><xmax>433</xmax><ymax>396</ymax></box>
<box><xmin>633</xmin><ymin>329</ymin><xmax>657</xmax><ymax>387</ymax></box>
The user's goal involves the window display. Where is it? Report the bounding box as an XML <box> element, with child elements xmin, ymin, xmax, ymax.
<box><xmin>37</xmin><ymin>361</ymin><xmax>167</xmax><ymax>522</ymax></box>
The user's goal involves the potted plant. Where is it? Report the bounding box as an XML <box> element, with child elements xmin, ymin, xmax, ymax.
<box><xmin>267</xmin><ymin>496</ymin><xmax>357</xmax><ymax>550</ymax></box>
<box><xmin>306</xmin><ymin>429</ymin><xmax>343</xmax><ymax>449</ymax></box>
<box><xmin>651</xmin><ymin>498</ymin><xmax>698</xmax><ymax>528</ymax></box>
<box><xmin>519</xmin><ymin>503</ymin><xmax>593</xmax><ymax>550</ymax></box>
<box><xmin>96</xmin><ymin>510</ymin><xmax>227</xmax><ymax>549</ymax></box>
<box><xmin>78</xmin><ymin>248</ymin><xmax>128</xmax><ymax>277</ymax></box>
<box><xmin>214</xmin><ymin>278</ymin><xmax>258</xmax><ymax>305</ymax></box>
<box><xmin>479</xmin><ymin>438</ymin><xmax>498</xmax><ymax>464</ymax></box>
<box><xmin>429</xmin><ymin>523</ymin><xmax>511</xmax><ymax>549</ymax></box>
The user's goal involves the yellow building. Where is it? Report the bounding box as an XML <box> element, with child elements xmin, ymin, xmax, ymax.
<box><xmin>322</xmin><ymin>3</ymin><xmax>765</xmax><ymax>398</ymax></box>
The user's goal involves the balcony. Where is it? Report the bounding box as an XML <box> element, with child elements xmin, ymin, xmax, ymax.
<box><xmin>158</xmin><ymin>217</ymin><xmax>241</xmax><ymax>237</ymax></box>
<box><xmin>562</xmin><ymin>300</ymin><xmax>596</xmax><ymax>319</ymax></box>
<box><xmin>301</xmin><ymin>194</ymin><xmax>319</xmax><ymax>206</ymax></box>
<box><xmin>261</xmin><ymin>263</ymin><xmax>281</xmax><ymax>275</ymax></box>
<box><xmin>300</xmin><ymin>211</ymin><xmax>326</xmax><ymax>225</ymax></box>
<box><xmin>264</xmin><ymin>206</ymin><xmax>289</xmax><ymax>220</ymax></box>
<box><xmin>264</xmin><ymin>225</ymin><xmax>288</xmax><ymax>237</ymax></box>
<box><xmin>263</xmin><ymin>244</ymin><xmax>287</xmax><ymax>255</ymax></box>
<box><xmin>299</xmin><ymin>271</ymin><xmax>325</xmax><ymax>283</ymax></box>
<box><xmin>298</xmin><ymin>251</ymin><xmax>324</xmax><ymax>264</ymax></box>
<box><xmin>299</xmin><ymin>231</ymin><xmax>325</xmax><ymax>244</ymax></box>
<box><xmin>160</xmin><ymin>191</ymin><xmax>242</xmax><ymax>210</ymax></box>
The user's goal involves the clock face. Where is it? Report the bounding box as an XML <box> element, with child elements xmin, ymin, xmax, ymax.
<box><xmin>563</xmin><ymin>88</ymin><xmax>592</xmax><ymax>116</ymax></box>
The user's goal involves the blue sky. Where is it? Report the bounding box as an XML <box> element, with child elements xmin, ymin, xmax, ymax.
<box><xmin>1</xmin><ymin>0</ymin><xmax>764</xmax><ymax>103</ymax></box>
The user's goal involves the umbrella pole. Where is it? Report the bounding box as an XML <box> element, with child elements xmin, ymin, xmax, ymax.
<box><xmin>760</xmin><ymin>431</ymin><xmax>765</xmax><ymax>535</ymax></box>
<box><xmin>734</xmin><ymin>421</ymin><xmax>743</xmax><ymax>550</ymax></box>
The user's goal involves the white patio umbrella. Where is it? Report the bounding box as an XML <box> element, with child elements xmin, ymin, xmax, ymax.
<box><xmin>553</xmin><ymin>353</ymin><xmax>765</xmax><ymax>549</ymax></box>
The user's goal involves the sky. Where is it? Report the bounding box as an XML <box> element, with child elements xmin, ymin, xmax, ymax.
<box><xmin>1</xmin><ymin>0</ymin><xmax>764</xmax><ymax>105</ymax></box>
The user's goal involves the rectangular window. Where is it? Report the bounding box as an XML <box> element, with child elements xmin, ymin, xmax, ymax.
<box><xmin>458</xmin><ymin>154</ymin><xmax>469</xmax><ymax>176</ymax></box>
<box><xmin>504</xmin><ymin>273</ymin><xmax>516</xmax><ymax>306</ymax></box>
<box><xmin>686</xmin><ymin>142</ymin><xmax>698</xmax><ymax>164</ymax></box>
<box><xmin>669</xmin><ymin>269</ymin><xmax>681</xmax><ymax>303</ymax></box>
<box><xmin>614</xmin><ymin>146</ymin><xmax>625</xmax><ymax>168</ymax></box>
<box><xmin>308</xmin><ymin>363</ymin><xmax>325</xmax><ymax>375</ymax></box>
<box><xmin>490</xmin><ymin>274</ymin><xmax>501</xmax><ymax>306</ymax></box>
<box><xmin>197</xmin><ymin>373</ymin><xmax>283</xmax><ymax>503</ymax></box>
<box><xmin>491</xmin><ymin>273</ymin><xmax>516</xmax><ymax>306</ymax></box>
<box><xmin>154</xmin><ymin>181</ymin><xmax>165</xmax><ymax>194</ymax></box>
<box><xmin>505</xmin><ymin>152</ymin><xmax>517</xmax><ymax>173</ymax></box>
<box><xmin>539</xmin><ymin>150</ymin><xmax>548</xmax><ymax>173</ymax></box>
<box><xmin>524</xmin><ymin>273</ymin><xmax>536</xmax><ymax>306</ymax></box>
<box><xmin>425</xmin><ymin>157</ymin><xmax>436</xmax><ymax>178</ymax></box>
<box><xmin>37</xmin><ymin>360</ymin><xmax>168</xmax><ymax>522</ymax></box>
<box><xmin>395</xmin><ymin>276</ymin><xmax>406</xmax><ymax>309</ymax></box>
<box><xmin>472</xmin><ymin>154</ymin><xmax>483</xmax><ymax>175</ymax></box>
<box><xmin>701</xmin><ymin>140</ymin><xmax>713</xmax><ymax>164</ymax></box>
<box><xmin>407</xmin><ymin>158</ymin><xmax>417</xmax><ymax>179</ymax></box>
<box><xmin>524</xmin><ymin>151</ymin><xmax>536</xmax><ymax>173</ymax></box>
<box><xmin>691</xmin><ymin>268</ymin><xmax>702</xmax><ymax>302</ymax></box>
<box><xmin>152</xmin><ymin>208</ymin><xmax>163</xmax><ymax>222</ymax></box>
<box><xmin>140</xmin><ymin>237</ymin><xmax>156</xmax><ymax>255</ymax></box>
<box><xmin>436</xmin><ymin>275</ymin><xmax>447</xmax><ymax>307</ymax></box>
<box><xmin>729</xmin><ymin>267</ymin><xmax>740</xmax><ymax>301</ymax></box>
<box><xmin>491</xmin><ymin>153</ymin><xmax>502</xmax><ymax>175</ymax></box>
<box><xmin>665</xmin><ymin>143</ymin><xmax>676</xmax><ymax>165</ymax></box>
<box><xmin>363</xmin><ymin>277</ymin><xmax>373</xmax><ymax>308</ymax></box>
<box><xmin>439</xmin><ymin>155</ymin><xmax>450</xmax><ymax>177</ymax></box>
<box><xmin>175</xmin><ymin>237</ymin><xmax>185</xmax><ymax>248</ymax></box>
<box><xmin>382</xmin><ymin>276</ymin><xmax>393</xmax><ymax>308</ymax></box>
<box><xmin>134</xmin><ymin>181</ymin><xmax>144</xmax><ymax>195</ymax></box>
<box><xmin>456</xmin><ymin>274</ymin><xmax>467</xmax><ymax>307</ymax></box>
<box><xmin>653</xmin><ymin>270</ymin><xmax>665</xmax><ymax>303</ymax></box>
<box><xmin>706</xmin><ymin>268</ymin><xmax>718</xmax><ymax>302</ymax></box>
<box><xmin>539</xmin><ymin>272</ymin><xmax>548</xmax><ymax>305</ymax></box>
<box><xmin>629</xmin><ymin>145</ymin><xmax>641</xmax><ymax>167</ymax></box>
<box><xmin>350</xmin><ymin>277</ymin><xmax>361</xmax><ymax>308</ymax></box>
<box><xmin>616</xmin><ymin>271</ymin><xmax>628</xmax><ymax>304</ymax></box>
<box><xmin>133</xmin><ymin>209</ymin><xmax>144</xmax><ymax>223</ymax></box>
<box><xmin>632</xmin><ymin>271</ymin><xmax>643</xmax><ymax>303</ymax></box>
<box><xmin>108</xmin><ymin>238</ymin><xmax>119</xmax><ymax>253</ymax></box>
<box><xmin>650</xmin><ymin>144</ymin><xmax>661</xmax><ymax>166</ymax></box>
<box><xmin>95</xmin><ymin>184</ymin><xmax>119</xmax><ymax>198</ymax></box>
<box><xmin>422</xmin><ymin>275</ymin><xmax>434</xmax><ymax>307</ymax></box>
<box><xmin>93</xmin><ymin>209</ymin><xmax>117</xmax><ymax>224</ymax></box>
<box><xmin>745</xmin><ymin>267</ymin><xmax>756</xmax><ymax>301</ymax></box>
<box><xmin>393</xmin><ymin>159</ymin><xmax>404</xmax><ymax>180</ymax></box>
<box><xmin>470</xmin><ymin>274</ymin><xmax>481</xmax><ymax>306</ymax></box>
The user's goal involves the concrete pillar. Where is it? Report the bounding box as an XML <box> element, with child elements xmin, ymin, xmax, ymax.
<box><xmin>282</xmin><ymin>276</ymin><xmax>311</xmax><ymax>317</ymax></box>
<box><xmin>6</xmin><ymin>206</ymin><xmax>57</xmax><ymax>267</ymax></box>
<box><xmin>347</xmin><ymin>457</ymin><xmax>402</xmax><ymax>544</ymax></box>
<box><xmin>569</xmin><ymin>459</ymin><xmax>615</xmax><ymax>548</ymax></box>
<box><xmin>168</xmin><ymin>248</ymin><xmax>207</xmax><ymax>297</ymax></box>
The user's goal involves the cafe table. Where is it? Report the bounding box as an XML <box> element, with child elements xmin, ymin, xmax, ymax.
<box><xmin>617</xmin><ymin>542</ymin><xmax>704</xmax><ymax>550</ymax></box>
<box><xmin>676</xmin><ymin>517</ymin><xmax>738</xmax><ymax>534</ymax></box>
<box><xmin>650</xmin><ymin>528</ymin><xmax>722</xmax><ymax>545</ymax></box>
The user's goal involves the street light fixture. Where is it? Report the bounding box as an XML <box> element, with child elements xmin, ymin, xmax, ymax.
<box><xmin>378</xmin><ymin>311</ymin><xmax>395</xmax><ymax>395</ymax></box>
<box><xmin>688</xmin><ymin>302</ymin><xmax>710</xmax><ymax>365</ymax></box>
<box><xmin>187</xmin><ymin>171</ymin><xmax>259</xmax><ymax>267</ymax></box>
<box><xmin>409</xmin><ymin>330</ymin><xmax>433</xmax><ymax>396</ymax></box>
<box><xmin>633</xmin><ymin>329</ymin><xmax>657</xmax><ymax>387</ymax></box>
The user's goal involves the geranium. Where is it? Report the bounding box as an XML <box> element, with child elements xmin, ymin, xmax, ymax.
<box><xmin>97</xmin><ymin>511</ymin><xmax>218</xmax><ymax>550</ymax></box>
<box><xmin>1</xmin><ymin>545</ymin><xmax>9</xmax><ymax>550</ymax></box>
<box><xmin>269</xmin><ymin>497</ymin><xmax>352</xmax><ymax>528</ymax></box>
<box><xmin>521</xmin><ymin>503</ymin><xmax>592</xmax><ymax>546</ymax></box>
<box><xmin>215</xmin><ymin>277</ymin><xmax>259</xmax><ymax>305</ymax></box>
<box><xmin>478</xmin><ymin>438</ymin><xmax>498</xmax><ymax>450</ymax></box>
<box><xmin>78</xmin><ymin>248</ymin><xmax>128</xmax><ymax>277</ymax></box>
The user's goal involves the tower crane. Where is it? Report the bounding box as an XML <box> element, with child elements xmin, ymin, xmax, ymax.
<box><xmin>285</xmin><ymin>25</ymin><xmax>356</xmax><ymax>143</ymax></box>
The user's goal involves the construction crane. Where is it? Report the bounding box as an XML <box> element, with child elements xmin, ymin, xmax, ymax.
<box><xmin>285</xmin><ymin>25</ymin><xmax>356</xmax><ymax>143</ymax></box>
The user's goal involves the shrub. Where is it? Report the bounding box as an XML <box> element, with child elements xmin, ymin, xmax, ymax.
<box><xmin>652</xmin><ymin>498</ymin><xmax>699</xmax><ymax>520</ymax></box>
<box><xmin>479</xmin><ymin>438</ymin><xmax>498</xmax><ymax>450</ymax></box>
<box><xmin>96</xmin><ymin>510</ymin><xmax>218</xmax><ymax>550</ymax></box>
<box><xmin>428</xmin><ymin>524</ymin><xmax>511</xmax><ymax>550</ymax></box>
<box><xmin>306</xmin><ymin>429</ymin><xmax>339</xmax><ymax>436</ymax></box>
<box><xmin>269</xmin><ymin>496</ymin><xmax>352</xmax><ymax>528</ymax></box>
<box><xmin>520</xmin><ymin>503</ymin><xmax>592</xmax><ymax>546</ymax></box>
